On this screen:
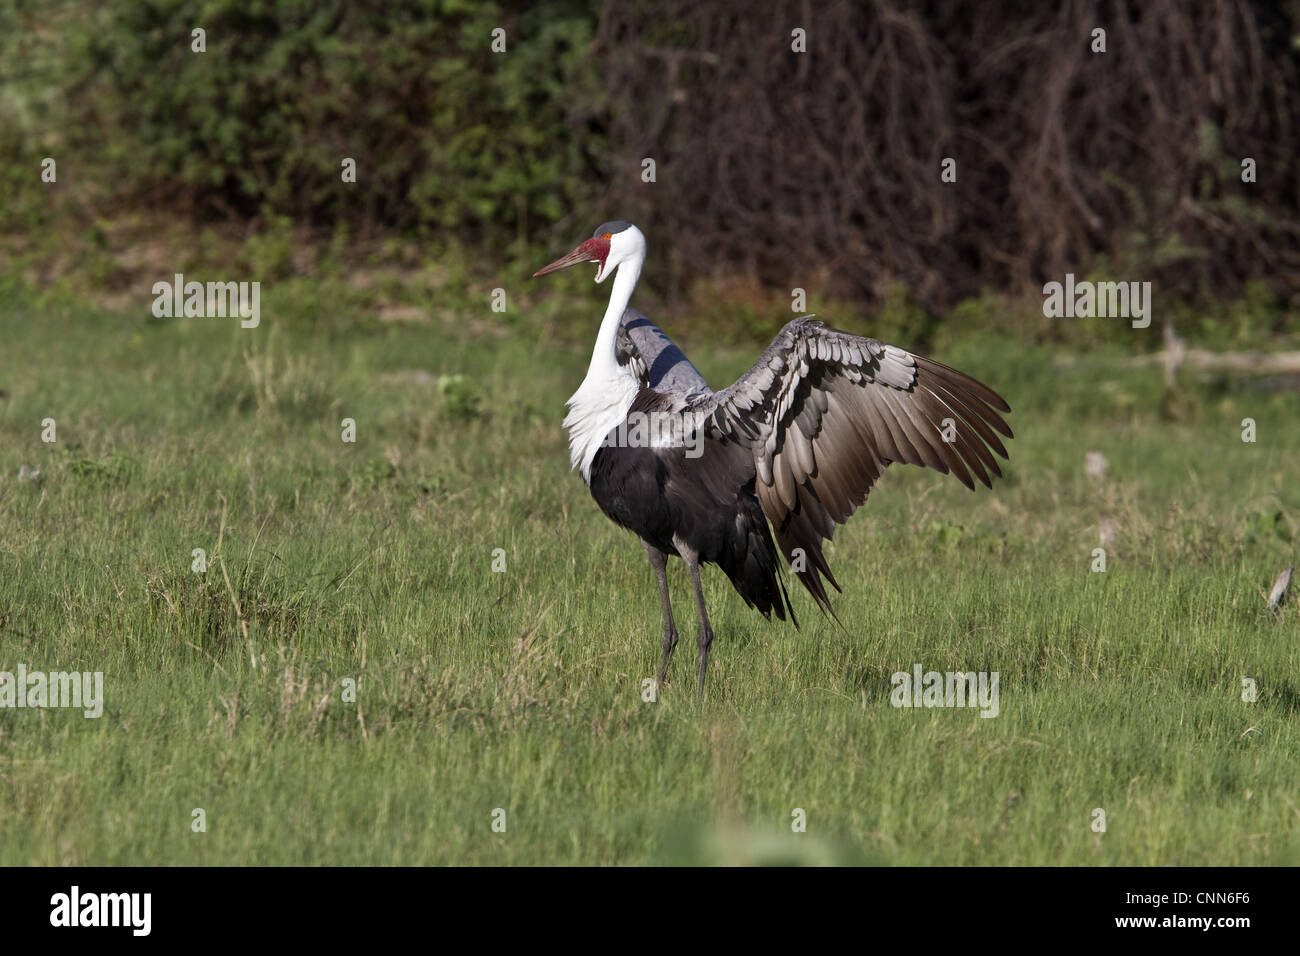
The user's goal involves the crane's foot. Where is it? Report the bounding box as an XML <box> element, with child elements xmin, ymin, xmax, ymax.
<box><xmin>695</xmin><ymin>625</ymin><xmax>713</xmax><ymax>699</ymax></box>
<box><xmin>656</xmin><ymin>626</ymin><xmax>678</xmax><ymax>690</ymax></box>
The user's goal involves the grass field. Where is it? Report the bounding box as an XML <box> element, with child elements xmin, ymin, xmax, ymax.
<box><xmin>1</xmin><ymin>274</ymin><xmax>1297</xmax><ymax>865</ymax></box>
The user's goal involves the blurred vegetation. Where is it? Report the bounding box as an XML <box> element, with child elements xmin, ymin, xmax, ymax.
<box><xmin>0</xmin><ymin>0</ymin><xmax>1297</xmax><ymax>340</ymax></box>
<box><xmin>1</xmin><ymin>0</ymin><xmax>598</xmax><ymax>239</ymax></box>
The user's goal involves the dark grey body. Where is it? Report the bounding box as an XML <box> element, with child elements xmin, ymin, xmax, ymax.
<box><xmin>588</xmin><ymin>388</ymin><xmax>793</xmax><ymax>622</ymax></box>
<box><xmin>591</xmin><ymin>310</ymin><xmax>795</xmax><ymax>693</ymax></box>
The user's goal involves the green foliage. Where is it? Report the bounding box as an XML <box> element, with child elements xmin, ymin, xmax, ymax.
<box><xmin>869</xmin><ymin>283</ymin><xmax>938</xmax><ymax>350</ymax></box>
<box><xmin>925</xmin><ymin>519</ymin><xmax>967</xmax><ymax>550</ymax></box>
<box><xmin>354</xmin><ymin>455</ymin><xmax>397</xmax><ymax>490</ymax></box>
<box><xmin>65</xmin><ymin>450</ymin><xmax>138</xmax><ymax>486</ymax></box>
<box><xmin>1242</xmin><ymin>508</ymin><xmax>1292</xmax><ymax>545</ymax></box>
<box><xmin>10</xmin><ymin>0</ymin><xmax>601</xmax><ymax>243</ymax></box>
<box><xmin>239</xmin><ymin>214</ymin><xmax>295</xmax><ymax>280</ymax></box>
<box><xmin>437</xmin><ymin>372</ymin><xmax>483</xmax><ymax>420</ymax></box>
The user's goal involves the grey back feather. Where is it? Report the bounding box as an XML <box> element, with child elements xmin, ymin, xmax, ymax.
<box><xmin>617</xmin><ymin>309</ymin><xmax>712</xmax><ymax>398</ymax></box>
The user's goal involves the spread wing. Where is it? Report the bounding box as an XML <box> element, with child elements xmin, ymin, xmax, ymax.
<box><xmin>695</xmin><ymin>317</ymin><xmax>1012</xmax><ymax>614</ymax></box>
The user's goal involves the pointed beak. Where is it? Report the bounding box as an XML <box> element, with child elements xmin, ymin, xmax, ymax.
<box><xmin>532</xmin><ymin>238</ymin><xmax>608</xmax><ymax>278</ymax></box>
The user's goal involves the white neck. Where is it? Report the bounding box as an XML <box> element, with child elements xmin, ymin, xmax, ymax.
<box><xmin>589</xmin><ymin>252</ymin><xmax>642</xmax><ymax>377</ymax></box>
<box><xmin>563</xmin><ymin>250</ymin><xmax>646</xmax><ymax>481</ymax></box>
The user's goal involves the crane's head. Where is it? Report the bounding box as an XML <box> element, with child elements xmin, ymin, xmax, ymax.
<box><xmin>532</xmin><ymin>221</ymin><xmax>644</xmax><ymax>285</ymax></box>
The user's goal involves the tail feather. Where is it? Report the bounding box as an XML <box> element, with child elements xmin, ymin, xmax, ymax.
<box><xmin>772</xmin><ymin>521</ymin><xmax>844</xmax><ymax>628</ymax></box>
<box><xmin>718</xmin><ymin>494</ymin><xmax>799</xmax><ymax>627</ymax></box>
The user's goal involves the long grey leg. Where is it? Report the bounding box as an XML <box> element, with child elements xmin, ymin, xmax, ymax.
<box><xmin>676</xmin><ymin>541</ymin><xmax>714</xmax><ymax>698</ymax></box>
<box><xmin>643</xmin><ymin>540</ymin><xmax>678</xmax><ymax>687</ymax></box>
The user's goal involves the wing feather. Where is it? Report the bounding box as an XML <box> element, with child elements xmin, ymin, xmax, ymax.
<box><xmin>693</xmin><ymin>317</ymin><xmax>1012</xmax><ymax>615</ymax></box>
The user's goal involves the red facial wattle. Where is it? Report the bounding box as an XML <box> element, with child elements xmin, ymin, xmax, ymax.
<box><xmin>532</xmin><ymin>235</ymin><xmax>612</xmax><ymax>279</ymax></box>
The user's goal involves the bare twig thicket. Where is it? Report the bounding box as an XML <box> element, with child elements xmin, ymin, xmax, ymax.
<box><xmin>591</xmin><ymin>0</ymin><xmax>1300</xmax><ymax>310</ymax></box>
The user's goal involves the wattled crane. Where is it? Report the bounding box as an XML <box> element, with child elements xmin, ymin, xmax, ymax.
<box><xmin>534</xmin><ymin>221</ymin><xmax>1012</xmax><ymax>696</ymax></box>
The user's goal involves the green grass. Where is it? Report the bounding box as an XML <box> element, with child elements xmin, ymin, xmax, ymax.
<box><xmin>1</xmin><ymin>277</ymin><xmax>1298</xmax><ymax>865</ymax></box>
